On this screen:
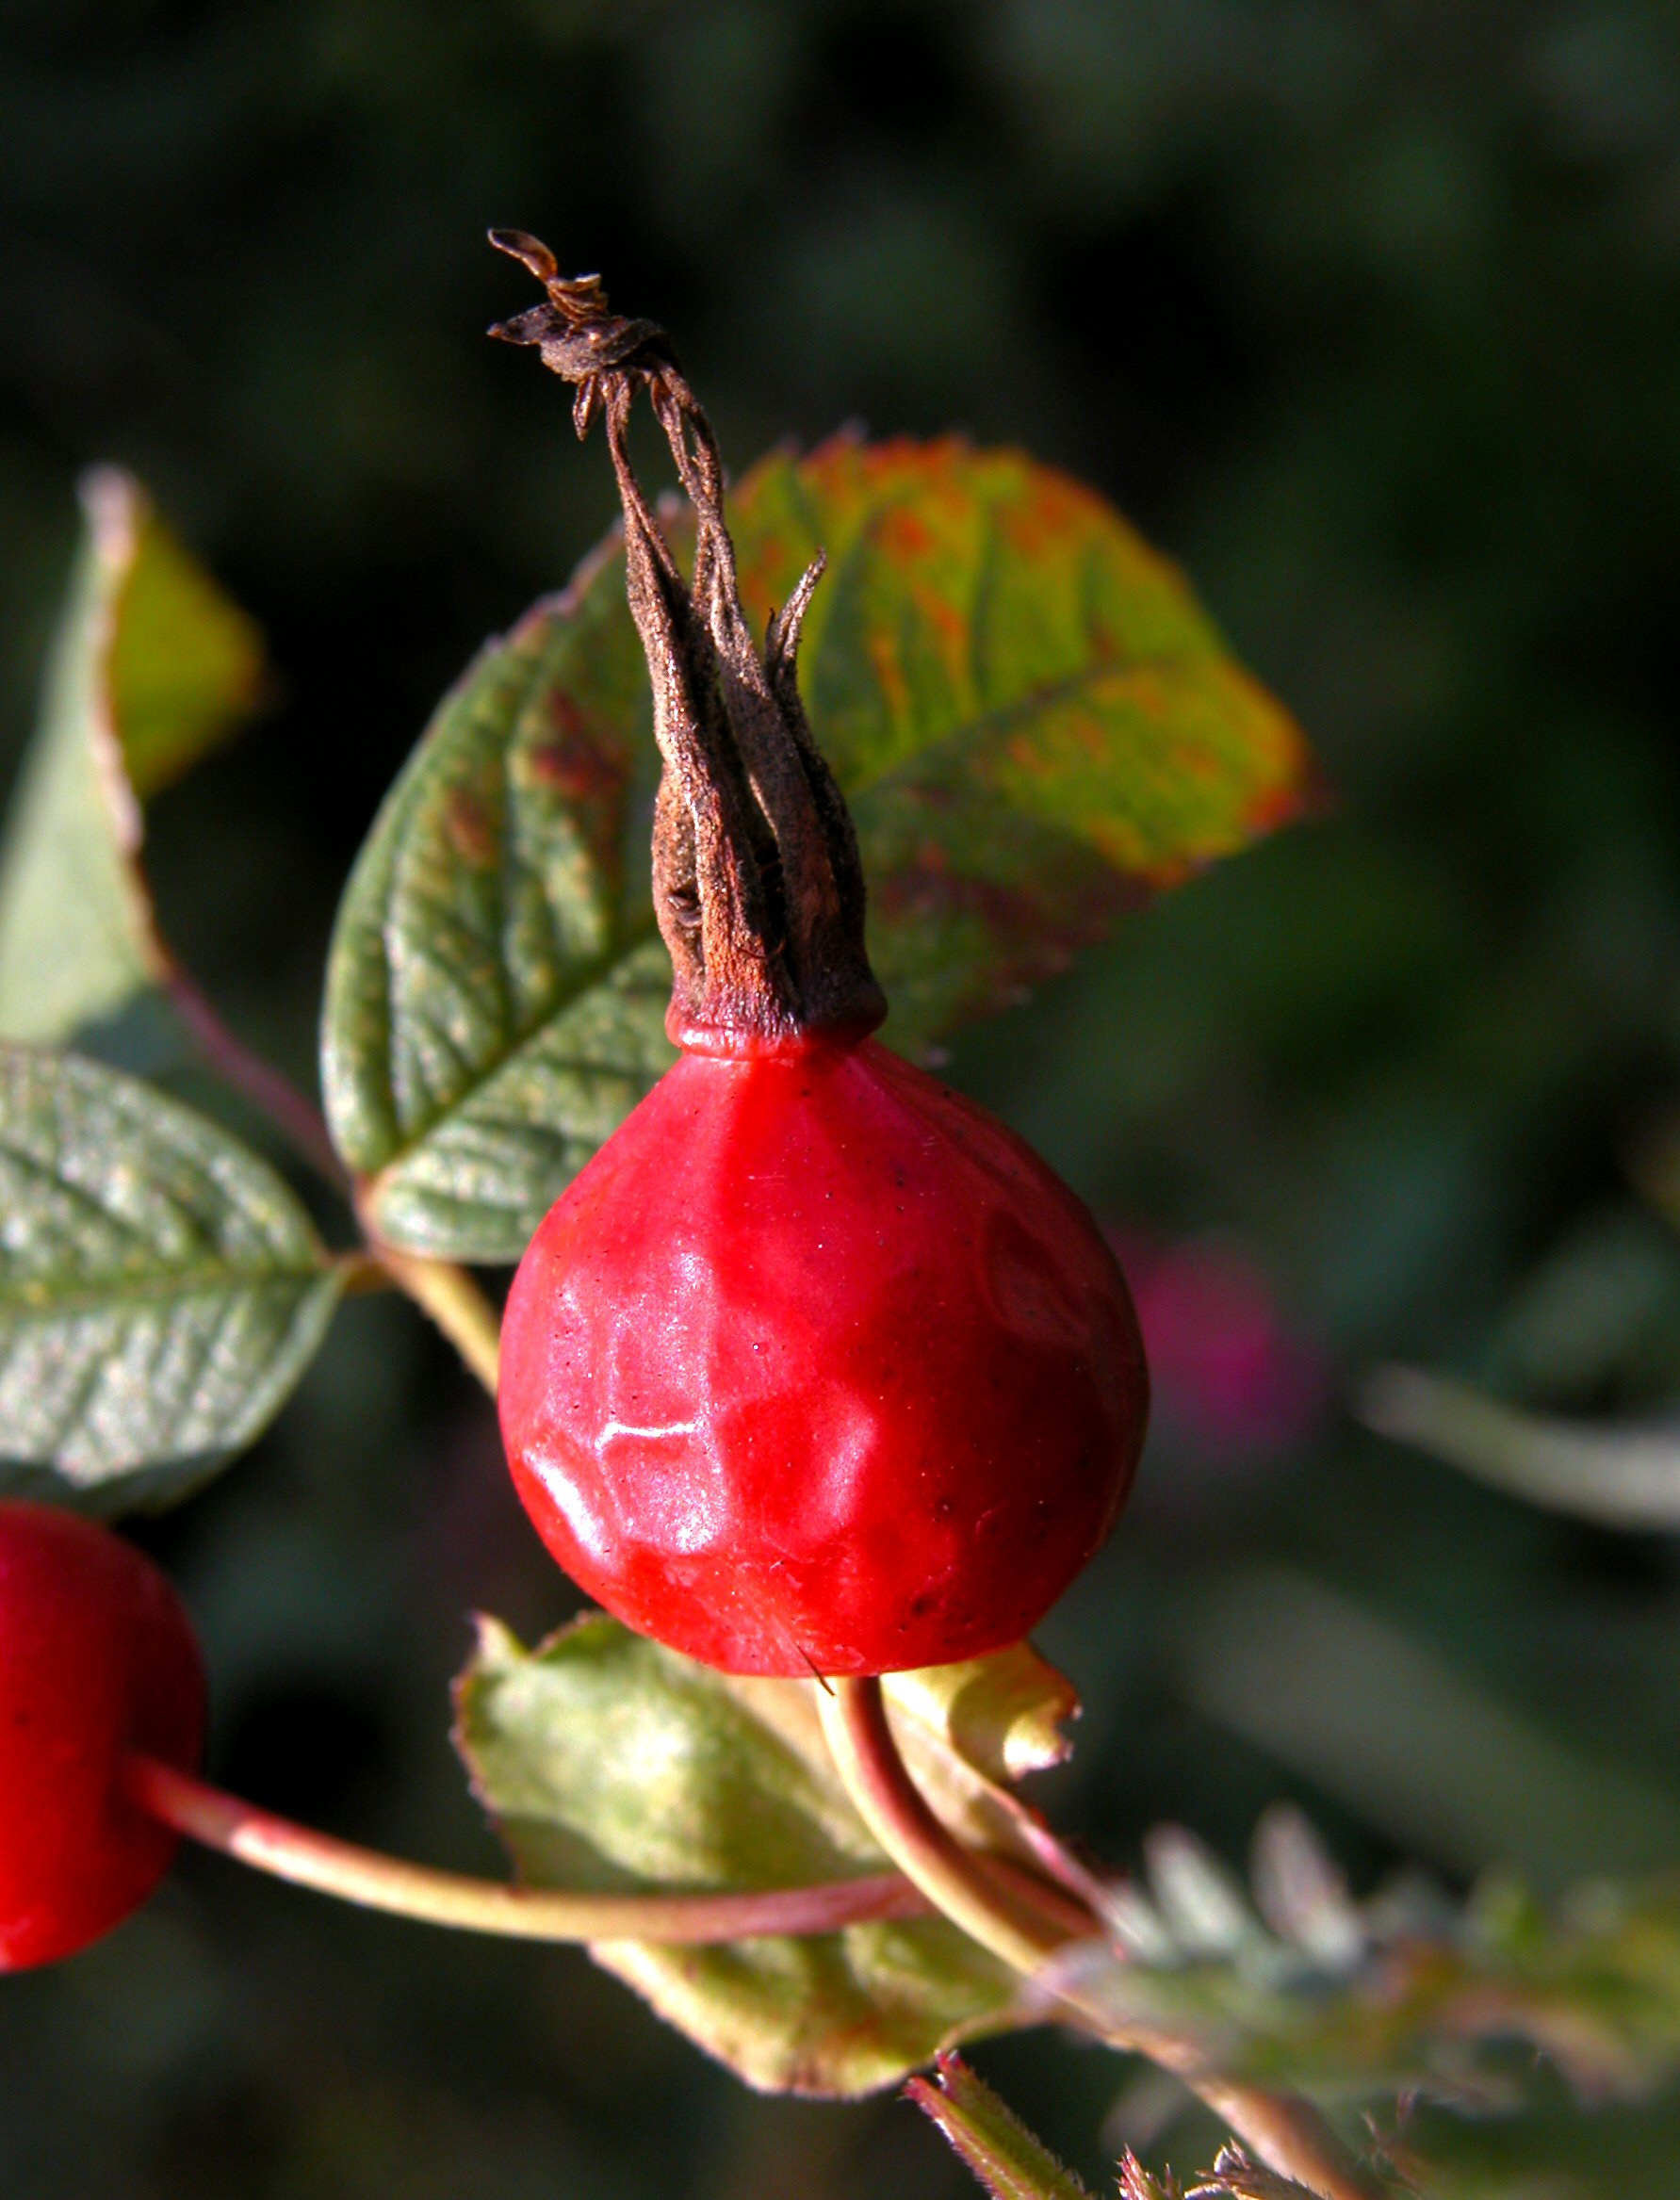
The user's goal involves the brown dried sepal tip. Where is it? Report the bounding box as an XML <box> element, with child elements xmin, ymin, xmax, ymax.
<box><xmin>489</xmin><ymin>228</ymin><xmax>885</xmax><ymax>1057</ymax></box>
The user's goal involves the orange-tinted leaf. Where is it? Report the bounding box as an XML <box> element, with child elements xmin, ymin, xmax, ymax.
<box><xmin>729</xmin><ymin>435</ymin><xmax>1313</xmax><ymax>1048</ymax></box>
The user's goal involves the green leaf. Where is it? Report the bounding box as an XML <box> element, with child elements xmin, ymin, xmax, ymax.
<box><xmin>320</xmin><ymin>546</ymin><xmax>672</xmax><ymax>1260</ymax></box>
<box><xmin>0</xmin><ymin>469</ymin><xmax>264</xmax><ymax>1045</ymax></box>
<box><xmin>906</xmin><ymin>2053</ymin><xmax>1097</xmax><ymax>2199</ymax></box>
<box><xmin>452</xmin><ymin>1612</ymin><xmax>1017</xmax><ymax>2096</ymax></box>
<box><xmin>906</xmin><ymin>2058</ymin><xmax>1326</xmax><ymax>2200</ymax></box>
<box><xmin>0</xmin><ymin>1045</ymin><xmax>341</xmax><ymax>1511</ymax></box>
<box><xmin>1360</xmin><ymin>1363</ymin><xmax>1680</xmax><ymax>1530</ymax></box>
<box><xmin>327</xmin><ymin>433</ymin><xmax>1312</xmax><ymax>1261</ymax></box>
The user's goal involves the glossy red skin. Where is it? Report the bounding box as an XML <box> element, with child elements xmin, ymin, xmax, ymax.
<box><xmin>499</xmin><ymin>1038</ymin><xmax>1148</xmax><ymax>1675</ymax></box>
<box><xmin>0</xmin><ymin>1502</ymin><xmax>204</xmax><ymax>1970</ymax></box>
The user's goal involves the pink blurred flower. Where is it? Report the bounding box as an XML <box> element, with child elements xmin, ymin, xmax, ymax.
<box><xmin>1111</xmin><ymin>1230</ymin><xmax>1330</xmax><ymax>1463</ymax></box>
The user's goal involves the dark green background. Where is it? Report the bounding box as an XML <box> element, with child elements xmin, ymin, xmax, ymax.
<box><xmin>7</xmin><ymin>1</ymin><xmax>1680</xmax><ymax>2192</ymax></box>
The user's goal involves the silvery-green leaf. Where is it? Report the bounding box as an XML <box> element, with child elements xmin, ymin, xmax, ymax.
<box><xmin>0</xmin><ymin>1045</ymin><xmax>340</xmax><ymax>1511</ymax></box>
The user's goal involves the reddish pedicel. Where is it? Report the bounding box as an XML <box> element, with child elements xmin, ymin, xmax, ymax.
<box><xmin>0</xmin><ymin>1501</ymin><xmax>204</xmax><ymax>1969</ymax></box>
<box><xmin>498</xmin><ymin>1038</ymin><xmax>1148</xmax><ymax>1675</ymax></box>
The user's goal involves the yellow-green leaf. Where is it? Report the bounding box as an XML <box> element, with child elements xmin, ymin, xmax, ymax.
<box><xmin>453</xmin><ymin>1613</ymin><xmax>1017</xmax><ymax>2097</ymax></box>
<box><xmin>0</xmin><ymin>469</ymin><xmax>264</xmax><ymax>1044</ymax></box>
<box><xmin>107</xmin><ymin>489</ymin><xmax>265</xmax><ymax>801</ymax></box>
<box><xmin>887</xmin><ymin>1641</ymin><xmax>1079</xmax><ymax>1784</ymax></box>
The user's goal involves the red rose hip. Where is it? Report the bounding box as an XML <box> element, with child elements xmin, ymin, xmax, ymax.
<box><xmin>0</xmin><ymin>1501</ymin><xmax>204</xmax><ymax>1970</ymax></box>
<box><xmin>490</xmin><ymin>243</ymin><xmax>1150</xmax><ymax>1674</ymax></box>
<box><xmin>499</xmin><ymin>1039</ymin><xmax>1148</xmax><ymax>1674</ymax></box>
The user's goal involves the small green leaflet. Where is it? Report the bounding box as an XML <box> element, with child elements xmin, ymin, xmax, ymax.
<box><xmin>453</xmin><ymin>1613</ymin><xmax>1019</xmax><ymax>2096</ymax></box>
<box><xmin>326</xmin><ymin>433</ymin><xmax>1313</xmax><ymax>1263</ymax></box>
<box><xmin>0</xmin><ymin>469</ymin><xmax>265</xmax><ymax>1045</ymax></box>
<box><xmin>905</xmin><ymin>2058</ymin><xmax>1325</xmax><ymax>2200</ymax></box>
<box><xmin>889</xmin><ymin>1638</ymin><xmax>1080</xmax><ymax>1784</ymax></box>
<box><xmin>0</xmin><ymin>1046</ymin><xmax>340</xmax><ymax>1511</ymax></box>
<box><xmin>907</xmin><ymin>2054</ymin><xmax>1100</xmax><ymax>2199</ymax></box>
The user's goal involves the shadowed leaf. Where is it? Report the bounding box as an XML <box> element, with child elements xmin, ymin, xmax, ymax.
<box><xmin>0</xmin><ymin>470</ymin><xmax>264</xmax><ymax>1045</ymax></box>
<box><xmin>326</xmin><ymin>435</ymin><xmax>1312</xmax><ymax>1261</ymax></box>
<box><xmin>452</xmin><ymin>1613</ymin><xmax>1019</xmax><ymax>2096</ymax></box>
<box><xmin>1172</xmin><ymin>1566</ymin><xmax>1680</xmax><ymax>1887</ymax></box>
<box><xmin>0</xmin><ymin>1046</ymin><xmax>340</xmax><ymax>1511</ymax></box>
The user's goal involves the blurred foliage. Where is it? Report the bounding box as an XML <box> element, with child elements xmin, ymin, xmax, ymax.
<box><xmin>7</xmin><ymin>1</ymin><xmax>1680</xmax><ymax>2195</ymax></box>
<box><xmin>1061</xmin><ymin>1810</ymin><xmax>1680</xmax><ymax>2126</ymax></box>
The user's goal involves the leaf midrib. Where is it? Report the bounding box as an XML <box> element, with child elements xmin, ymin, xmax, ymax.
<box><xmin>0</xmin><ymin>1262</ymin><xmax>331</xmax><ymax>1322</ymax></box>
<box><xmin>368</xmin><ymin>920</ymin><xmax>665</xmax><ymax>1181</ymax></box>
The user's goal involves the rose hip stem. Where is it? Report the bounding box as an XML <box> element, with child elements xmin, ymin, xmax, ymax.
<box><xmin>818</xmin><ymin>1679</ymin><xmax>1391</xmax><ymax>2200</ymax></box>
<box><xmin>121</xmin><ymin>1752</ymin><xmax>926</xmax><ymax>1944</ymax></box>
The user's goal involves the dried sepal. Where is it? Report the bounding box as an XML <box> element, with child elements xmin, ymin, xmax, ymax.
<box><xmin>489</xmin><ymin>230</ymin><xmax>884</xmax><ymax>1053</ymax></box>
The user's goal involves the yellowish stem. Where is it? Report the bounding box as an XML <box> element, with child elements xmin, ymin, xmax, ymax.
<box><xmin>354</xmin><ymin>1198</ymin><xmax>503</xmax><ymax>1395</ymax></box>
<box><xmin>817</xmin><ymin>1678</ymin><xmax>1389</xmax><ymax>2200</ymax></box>
<box><xmin>123</xmin><ymin>1753</ymin><xmax>924</xmax><ymax>1944</ymax></box>
<box><xmin>817</xmin><ymin>1673</ymin><xmax>1063</xmax><ymax>1973</ymax></box>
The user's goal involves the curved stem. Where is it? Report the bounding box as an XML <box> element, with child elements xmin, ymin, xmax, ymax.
<box><xmin>122</xmin><ymin>1753</ymin><xmax>925</xmax><ymax>1945</ymax></box>
<box><xmin>817</xmin><ymin>1675</ymin><xmax>1066</xmax><ymax>1974</ymax></box>
<box><xmin>157</xmin><ymin>960</ymin><xmax>504</xmax><ymax>1397</ymax></box>
<box><xmin>817</xmin><ymin>1680</ymin><xmax>1387</xmax><ymax>2200</ymax></box>
<box><xmin>335</xmin><ymin>1249</ymin><xmax>398</xmax><ymax>1296</ymax></box>
<box><xmin>352</xmin><ymin>1198</ymin><xmax>503</xmax><ymax>1395</ymax></box>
